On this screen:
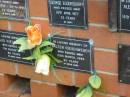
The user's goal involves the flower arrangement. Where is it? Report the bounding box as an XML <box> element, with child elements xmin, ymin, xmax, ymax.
<box><xmin>13</xmin><ymin>24</ymin><xmax>61</xmax><ymax>76</ymax></box>
<box><xmin>13</xmin><ymin>24</ymin><xmax>102</xmax><ymax>97</ymax></box>
<box><xmin>76</xmin><ymin>72</ymin><xmax>102</xmax><ymax>97</ymax></box>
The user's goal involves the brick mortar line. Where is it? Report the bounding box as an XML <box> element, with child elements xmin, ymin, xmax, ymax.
<box><xmin>8</xmin><ymin>62</ymin><xmax>18</xmax><ymax>75</ymax></box>
<box><xmin>31</xmin><ymin>80</ymin><xmax>57</xmax><ymax>86</ymax></box>
<box><xmin>67</xmin><ymin>29</ymin><xmax>73</xmax><ymax>37</ymax></box>
<box><xmin>0</xmin><ymin>73</ymin><xmax>4</xmax><ymax>76</ymax></box>
<box><xmin>95</xmin><ymin>47</ymin><xmax>117</xmax><ymax>53</ymax></box>
<box><xmin>8</xmin><ymin>21</ymin><xmax>11</xmax><ymax>31</ymax></box>
<box><xmin>72</xmin><ymin>71</ymin><xmax>76</xmax><ymax>86</ymax></box>
<box><xmin>89</xmin><ymin>23</ymin><xmax>108</xmax><ymax>28</ymax></box>
<box><xmin>31</xmin><ymin>17</ymin><xmax>48</xmax><ymax>20</ymax></box>
<box><xmin>15</xmin><ymin>63</ymin><xmax>19</xmax><ymax>75</ymax></box>
<box><xmin>94</xmin><ymin>91</ymin><xmax>120</xmax><ymax>97</ymax></box>
<box><xmin>97</xmin><ymin>70</ymin><xmax>118</xmax><ymax>76</ymax></box>
<box><xmin>13</xmin><ymin>16</ymin><xmax>116</xmax><ymax>54</ymax></box>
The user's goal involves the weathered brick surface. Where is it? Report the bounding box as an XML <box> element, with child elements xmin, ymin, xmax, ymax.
<box><xmin>31</xmin><ymin>80</ymin><xmax>65</xmax><ymax>97</ymax></box>
<box><xmin>75</xmin><ymin>72</ymin><xmax>130</xmax><ymax>96</ymax></box>
<box><xmin>0</xmin><ymin>20</ymin><xmax>8</xmax><ymax>30</ymax></box>
<box><xmin>88</xmin><ymin>0</ymin><xmax>108</xmax><ymax>24</ymax></box>
<box><xmin>18</xmin><ymin>64</ymin><xmax>74</xmax><ymax>86</ymax></box>
<box><xmin>95</xmin><ymin>49</ymin><xmax>118</xmax><ymax>73</ymax></box>
<box><xmin>29</xmin><ymin>0</ymin><xmax>48</xmax><ymax>17</ymax></box>
<box><xmin>94</xmin><ymin>91</ymin><xmax>120</xmax><ymax>97</ymax></box>
<box><xmin>9</xmin><ymin>21</ymin><xmax>27</xmax><ymax>32</ymax></box>
<box><xmin>0</xmin><ymin>0</ymin><xmax>129</xmax><ymax>97</ymax></box>
<box><xmin>0</xmin><ymin>74</ymin><xmax>15</xmax><ymax>91</ymax></box>
<box><xmin>0</xmin><ymin>61</ymin><xmax>16</xmax><ymax>75</ymax></box>
<box><xmin>71</xmin><ymin>26</ymin><xmax>119</xmax><ymax>49</ymax></box>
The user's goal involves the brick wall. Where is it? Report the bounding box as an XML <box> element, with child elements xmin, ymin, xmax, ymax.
<box><xmin>0</xmin><ymin>0</ymin><xmax>130</xmax><ymax>97</ymax></box>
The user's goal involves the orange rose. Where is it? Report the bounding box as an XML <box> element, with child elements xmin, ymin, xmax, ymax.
<box><xmin>26</xmin><ymin>24</ymin><xmax>42</xmax><ymax>46</ymax></box>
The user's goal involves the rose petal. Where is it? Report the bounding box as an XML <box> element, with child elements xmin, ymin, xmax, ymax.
<box><xmin>25</xmin><ymin>24</ymin><xmax>42</xmax><ymax>46</ymax></box>
<box><xmin>35</xmin><ymin>54</ymin><xmax>50</xmax><ymax>76</ymax></box>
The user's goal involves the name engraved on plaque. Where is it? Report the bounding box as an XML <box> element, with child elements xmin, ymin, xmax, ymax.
<box><xmin>52</xmin><ymin>35</ymin><xmax>93</xmax><ymax>73</ymax></box>
<box><xmin>0</xmin><ymin>30</ymin><xmax>33</xmax><ymax>65</ymax></box>
<box><xmin>48</xmin><ymin>0</ymin><xmax>87</xmax><ymax>29</ymax></box>
<box><xmin>118</xmin><ymin>0</ymin><xmax>130</xmax><ymax>32</ymax></box>
<box><xmin>0</xmin><ymin>0</ymin><xmax>28</xmax><ymax>21</ymax></box>
<box><xmin>118</xmin><ymin>44</ymin><xmax>130</xmax><ymax>84</ymax></box>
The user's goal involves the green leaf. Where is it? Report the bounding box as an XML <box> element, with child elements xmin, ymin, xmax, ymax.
<box><xmin>50</xmin><ymin>57</ymin><xmax>56</xmax><ymax>66</ymax></box>
<box><xmin>23</xmin><ymin>47</ymin><xmax>41</xmax><ymax>60</ymax></box>
<box><xmin>40</xmin><ymin>41</ymin><xmax>55</xmax><ymax>48</ymax></box>
<box><xmin>48</xmin><ymin>54</ymin><xmax>62</xmax><ymax>63</ymax></box>
<box><xmin>77</xmin><ymin>85</ymin><xmax>86</xmax><ymax>94</ymax></box>
<box><xmin>32</xmin><ymin>46</ymin><xmax>41</xmax><ymax>60</ymax></box>
<box><xmin>13</xmin><ymin>37</ymin><xmax>34</xmax><ymax>52</ymax></box>
<box><xmin>76</xmin><ymin>85</ymin><xmax>93</xmax><ymax>97</ymax></box>
<box><xmin>89</xmin><ymin>75</ymin><xmax>101</xmax><ymax>89</ymax></box>
<box><xmin>50</xmin><ymin>64</ymin><xmax>62</xmax><ymax>82</ymax></box>
<box><xmin>41</xmin><ymin>47</ymin><xmax>53</xmax><ymax>54</ymax></box>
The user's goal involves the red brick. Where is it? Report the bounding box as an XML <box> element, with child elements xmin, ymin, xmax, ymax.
<box><xmin>88</xmin><ymin>0</ymin><xmax>108</xmax><ymax>24</ymax></box>
<box><xmin>76</xmin><ymin>73</ymin><xmax>118</xmax><ymax>93</ymax></box>
<box><xmin>71</xmin><ymin>26</ymin><xmax>119</xmax><ymax>49</ymax></box>
<box><xmin>0</xmin><ymin>88</ymin><xmax>22</xmax><ymax>97</ymax></box>
<box><xmin>5</xmin><ymin>90</ymin><xmax>21</xmax><ymax>97</ymax></box>
<box><xmin>18</xmin><ymin>64</ymin><xmax>74</xmax><ymax>86</ymax></box>
<box><xmin>53</xmin><ymin>68</ymin><xmax>74</xmax><ymax>86</ymax></box>
<box><xmin>20</xmin><ymin>94</ymin><xmax>31</xmax><ymax>97</ymax></box>
<box><xmin>0</xmin><ymin>92</ymin><xmax>30</xmax><ymax>97</ymax></box>
<box><xmin>0</xmin><ymin>60</ymin><xmax>16</xmax><ymax>75</ymax></box>
<box><xmin>0</xmin><ymin>74</ymin><xmax>15</xmax><ymax>91</ymax></box>
<box><xmin>1</xmin><ymin>0</ymin><xmax>130</xmax><ymax>96</ymax></box>
<box><xmin>71</xmin><ymin>26</ymin><xmax>130</xmax><ymax>50</ymax></box>
<box><xmin>31</xmin><ymin>80</ymin><xmax>65</xmax><ymax>97</ymax></box>
<box><xmin>31</xmin><ymin>21</ymin><xmax>130</xmax><ymax>50</ymax></box>
<box><xmin>118</xmin><ymin>33</ymin><xmax>130</xmax><ymax>46</ymax></box>
<box><xmin>29</xmin><ymin>0</ymin><xmax>48</xmax><ymax>17</ymax></box>
<box><xmin>94</xmin><ymin>91</ymin><xmax>119</xmax><ymax>97</ymax></box>
<box><xmin>9</xmin><ymin>21</ymin><xmax>26</xmax><ymax>32</ymax></box>
<box><xmin>18</xmin><ymin>64</ymin><xmax>43</xmax><ymax>80</ymax></box>
<box><xmin>75</xmin><ymin>72</ymin><xmax>90</xmax><ymax>87</ymax></box>
<box><xmin>75</xmin><ymin>72</ymin><xmax>130</xmax><ymax>96</ymax></box>
<box><xmin>95</xmin><ymin>50</ymin><xmax>118</xmax><ymax>73</ymax></box>
<box><xmin>96</xmin><ymin>74</ymin><xmax>120</xmax><ymax>94</ymax></box>
<box><xmin>0</xmin><ymin>94</ymin><xmax>6</xmax><ymax>97</ymax></box>
<box><xmin>50</xmin><ymin>26</ymin><xmax>71</xmax><ymax>37</ymax></box>
<box><xmin>118</xmin><ymin>84</ymin><xmax>130</xmax><ymax>97</ymax></box>
<box><xmin>0</xmin><ymin>20</ymin><xmax>8</xmax><ymax>30</ymax></box>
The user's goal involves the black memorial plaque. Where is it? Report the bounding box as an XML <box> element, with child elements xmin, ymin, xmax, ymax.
<box><xmin>48</xmin><ymin>0</ymin><xmax>87</xmax><ymax>29</ymax></box>
<box><xmin>109</xmin><ymin>0</ymin><xmax>130</xmax><ymax>32</ymax></box>
<box><xmin>0</xmin><ymin>0</ymin><xmax>29</xmax><ymax>21</ymax></box>
<box><xmin>52</xmin><ymin>35</ymin><xmax>94</xmax><ymax>73</ymax></box>
<box><xmin>108</xmin><ymin>0</ymin><xmax>117</xmax><ymax>31</ymax></box>
<box><xmin>0</xmin><ymin>30</ymin><xmax>33</xmax><ymax>65</ymax></box>
<box><xmin>118</xmin><ymin>44</ymin><xmax>130</xmax><ymax>84</ymax></box>
<box><xmin>118</xmin><ymin>0</ymin><xmax>130</xmax><ymax>32</ymax></box>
